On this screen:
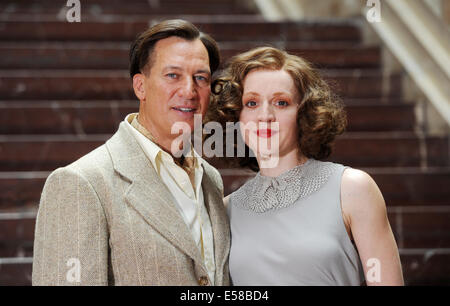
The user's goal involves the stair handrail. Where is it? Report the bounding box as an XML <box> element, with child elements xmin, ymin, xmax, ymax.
<box><xmin>366</xmin><ymin>0</ymin><xmax>450</xmax><ymax>126</ymax></box>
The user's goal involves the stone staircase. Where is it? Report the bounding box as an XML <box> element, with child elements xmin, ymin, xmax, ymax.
<box><xmin>0</xmin><ymin>0</ymin><xmax>449</xmax><ymax>285</ymax></box>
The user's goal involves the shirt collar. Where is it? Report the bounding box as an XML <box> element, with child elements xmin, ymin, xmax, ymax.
<box><xmin>125</xmin><ymin>113</ymin><xmax>203</xmax><ymax>173</ymax></box>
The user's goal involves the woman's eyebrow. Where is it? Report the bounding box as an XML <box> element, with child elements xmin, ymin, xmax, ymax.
<box><xmin>243</xmin><ymin>91</ymin><xmax>260</xmax><ymax>96</ymax></box>
<box><xmin>272</xmin><ymin>92</ymin><xmax>291</xmax><ymax>97</ymax></box>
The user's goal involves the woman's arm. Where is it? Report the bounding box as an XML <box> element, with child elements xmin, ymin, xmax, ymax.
<box><xmin>341</xmin><ymin>168</ymin><xmax>404</xmax><ymax>286</ymax></box>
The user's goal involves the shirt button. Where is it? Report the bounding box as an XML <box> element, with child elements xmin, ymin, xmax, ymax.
<box><xmin>198</xmin><ymin>276</ymin><xmax>209</xmax><ymax>286</ymax></box>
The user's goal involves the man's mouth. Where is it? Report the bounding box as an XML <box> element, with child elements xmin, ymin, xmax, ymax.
<box><xmin>172</xmin><ymin>107</ymin><xmax>197</xmax><ymax>113</ymax></box>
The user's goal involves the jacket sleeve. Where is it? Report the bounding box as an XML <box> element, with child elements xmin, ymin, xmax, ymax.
<box><xmin>32</xmin><ymin>166</ymin><xmax>109</xmax><ymax>285</ymax></box>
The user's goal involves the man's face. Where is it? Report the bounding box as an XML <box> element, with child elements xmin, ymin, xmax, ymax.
<box><xmin>133</xmin><ymin>36</ymin><xmax>211</xmax><ymax>150</ymax></box>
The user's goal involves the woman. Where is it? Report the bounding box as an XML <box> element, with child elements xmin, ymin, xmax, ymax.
<box><xmin>208</xmin><ymin>47</ymin><xmax>404</xmax><ymax>286</ymax></box>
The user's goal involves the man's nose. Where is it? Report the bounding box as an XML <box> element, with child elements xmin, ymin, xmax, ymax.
<box><xmin>178</xmin><ymin>77</ymin><xmax>197</xmax><ymax>99</ymax></box>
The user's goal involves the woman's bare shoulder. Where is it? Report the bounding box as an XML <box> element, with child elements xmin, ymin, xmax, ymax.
<box><xmin>341</xmin><ymin>167</ymin><xmax>386</xmax><ymax>219</ymax></box>
<box><xmin>341</xmin><ymin>167</ymin><xmax>382</xmax><ymax>199</ymax></box>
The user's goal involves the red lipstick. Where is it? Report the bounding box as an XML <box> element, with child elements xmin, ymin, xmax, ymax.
<box><xmin>257</xmin><ymin>129</ymin><xmax>272</xmax><ymax>138</ymax></box>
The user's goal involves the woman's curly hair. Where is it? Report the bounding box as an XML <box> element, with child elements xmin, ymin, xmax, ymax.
<box><xmin>206</xmin><ymin>46</ymin><xmax>347</xmax><ymax>171</ymax></box>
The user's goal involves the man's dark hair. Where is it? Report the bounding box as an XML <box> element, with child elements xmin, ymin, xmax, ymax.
<box><xmin>129</xmin><ymin>19</ymin><xmax>220</xmax><ymax>78</ymax></box>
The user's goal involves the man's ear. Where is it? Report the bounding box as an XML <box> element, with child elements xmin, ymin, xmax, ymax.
<box><xmin>132</xmin><ymin>73</ymin><xmax>146</xmax><ymax>101</ymax></box>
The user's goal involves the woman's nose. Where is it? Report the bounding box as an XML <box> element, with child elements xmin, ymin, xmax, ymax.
<box><xmin>257</xmin><ymin>103</ymin><xmax>275</xmax><ymax>122</ymax></box>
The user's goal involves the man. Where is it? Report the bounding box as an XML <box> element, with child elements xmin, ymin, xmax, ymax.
<box><xmin>32</xmin><ymin>19</ymin><xmax>230</xmax><ymax>286</ymax></box>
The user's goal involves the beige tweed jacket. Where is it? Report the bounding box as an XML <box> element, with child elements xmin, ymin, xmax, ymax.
<box><xmin>32</xmin><ymin>122</ymin><xmax>231</xmax><ymax>286</ymax></box>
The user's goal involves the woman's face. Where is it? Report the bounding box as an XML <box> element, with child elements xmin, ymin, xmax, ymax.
<box><xmin>239</xmin><ymin>69</ymin><xmax>300</xmax><ymax>162</ymax></box>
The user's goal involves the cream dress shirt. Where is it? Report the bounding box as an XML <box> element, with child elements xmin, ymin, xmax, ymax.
<box><xmin>124</xmin><ymin>113</ymin><xmax>216</xmax><ymax>284</ymax></box>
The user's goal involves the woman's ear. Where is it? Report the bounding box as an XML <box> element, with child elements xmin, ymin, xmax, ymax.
<box><xmin>132</xmin><ymin>73</ymin><xmax>146</xmax><ymax>101</ymax></box>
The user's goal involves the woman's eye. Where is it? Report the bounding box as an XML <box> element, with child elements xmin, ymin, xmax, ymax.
<box><xmin>245</xmin><ymin>101</ymin><xmax>257</xmax><ymax>107</ymax></box>
<box><xmin>276</xmin><ymin>100</ymin><xmax>289</xmax><ymax>106</ymax></box>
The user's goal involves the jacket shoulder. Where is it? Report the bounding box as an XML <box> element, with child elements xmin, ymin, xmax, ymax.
<box><xmin>66</xmin><ymin>144</ymin><xmax>113</xmax><ymax>178</ymax></box>
<box><xmin>43</xmin><ymin>143</ymin><xmax>115</xmax><ymax>196</ymax></box>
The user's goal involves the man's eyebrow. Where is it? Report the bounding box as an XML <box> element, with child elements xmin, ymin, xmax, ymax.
<box><xmin>163</xmin><ymin>65</ymin><xmax>183</xmax><ymax>71</ymax></box>
<box><xmin>196</xmin><ymin>69</ymin><xmax>211</xmax><ymax>75</ymax></box>
<box><xmin>162</xmin><ymin>66</ymin><xmax>210</xmax><ymax>75</ymax></box>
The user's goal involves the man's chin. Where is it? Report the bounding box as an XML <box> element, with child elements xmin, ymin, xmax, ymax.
<box><xmin>170</xmin><ymin>112</ymin><xmax>203</xmax><ymax>132</ymax></box>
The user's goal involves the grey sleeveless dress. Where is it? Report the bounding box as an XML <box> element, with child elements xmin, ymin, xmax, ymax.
<box><xmin>228</xmin><ymin>159</ymin><xmax>365</xmax><ymax>286</ymax></box>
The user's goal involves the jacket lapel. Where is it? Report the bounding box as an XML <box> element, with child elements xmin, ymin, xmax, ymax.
<box><xmin>106</xmin><ymin>122</ymin><xmax>204</xmax><ymax>266</ymax></box>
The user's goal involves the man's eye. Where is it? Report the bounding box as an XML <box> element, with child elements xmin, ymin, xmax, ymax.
<box><xmin>167</xmin><ymin>73</ymin><xmax>178</xmax><ymax>79</ymax></box>
<box><xmin>195</xmin><ymin>75</ymin><xmax>209</xmax><ymax>83</ymax></box>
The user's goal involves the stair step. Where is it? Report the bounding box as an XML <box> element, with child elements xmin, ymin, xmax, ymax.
<box><xmin>2</xmin><ymin>253</ymin><xmax>449</xmax><ymax>285</ymax></box>
<box><xmin>0</xmin><ymin>135</ymin><xmax>109</xmax><ymax>171</ymax></box>
<box><xmin>0</xmin><ymin>101</ymin><xmax>415</xmax><ymax>134</ymax></box>
<box><xmin>1</xmin><ymin>133</ymin><xmax>447</xmax><ymax>171</ymax></box>
<box><xmin>5</xmin><ymin>0</ymin><xmax>151</xmax><ymax>3</ymax></box>
<box><xmin>0</xmin><ymin>167</ymin><xmax>449</xmax><ymax>211</ymax></box>
<box><xmin>400</xmin><ymin>251</ymin><xmax>450</xmax><ymax>285</ymax></box>
<box><xmin>0</xmin><ymin>19</ymin><xmax>362</xmax><ymax>42</ymax></box>
<box><xmin>331</xmin><ymin>133</ymin><xmax>423</xmax><ymax>167</ymax></box>
<box><xmin>0</xmin><ymin>215</ymin><xmax>35</xmax><ymax>258</ymax></box>
<box><xmin>0</xmin><ymin>69</ymin><xmax>402</xmax><ymax>100</ymax></box>
<box><xmin>221</xmin><ymin>44</ymin><xmax>381</xmax><ymax>69</ymax></box>
<box><xmin>427</xmin><ymin>137</ymin><xmax>450</xmax><ymax>167</ymax></box>
<box><xmin>0</xmin><ymin>0</ymin><xmax>258</xmax><ymax>15</ymax></box>
<box><xmin>0</xmin><ymin>102</ymin><xmax>138</xmax><ymax>135</ymax></box>
<box><xmin>0</xmin><ymin>172</ymin><xmax>49</xmax><ymax>211</ymax></box>
<box><xmin>0</xmin><ymin>261</ymin><xmax>32</xmax><ymax>286</ymax></box>
<box><xmin>219</xmin><ymin>167</ymin><xmax>450</xmax><ymax>206</ymax></box>
<box><xmin>0</xmin><ymin>42</ymin><xmax>381</xmax><ymax>69</ymax></box>
<box><xmin>192</xmin><ymin>132</ymin><xmax>447</xmax><ymax>169</ymax></box>
<box><xmin>1</xmin><ymin>207</ymin><xmax>449</xmax><ymax>258</ymax></box>
<box><xmin>388</xmin><ymin>209</ymin><xmax>450</xmax><ymax>249</ymax></box>
<box><xmin>345</xmin><ymin>104</ymin><xmax>416</xmax><ymax>131</ymax></box>
<box><xmin>332</xmin><ymin>134</ymin><xmax>449</xmax><ymax>168</ymax></box>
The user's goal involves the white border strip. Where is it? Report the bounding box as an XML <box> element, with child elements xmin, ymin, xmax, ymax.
<box><xmin>0</xmin><ymin>257</ymin><xmax>33</xmax><ymax>264</ymax></box>
<box><xmin>0</xmin><ymin>211</ymin><xmax>37</xmax><ymax>220</ymax></box>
